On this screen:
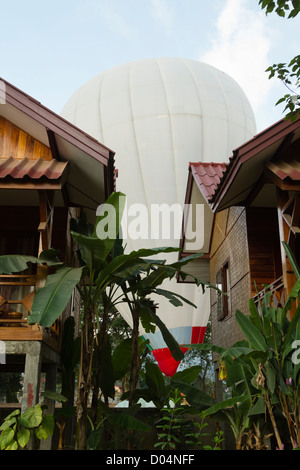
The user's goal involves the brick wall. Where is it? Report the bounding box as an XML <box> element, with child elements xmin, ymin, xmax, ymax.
<box><xmin>210</xmin><ymin>207</ymin><xmax>251</xmax><ymax>357</ymax></box>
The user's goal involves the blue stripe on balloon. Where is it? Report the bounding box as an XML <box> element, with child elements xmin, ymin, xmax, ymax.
<box><xmin>142</xmin><ymin>326</ymin><xmax>192</xmax><ymax>351</ymax></box>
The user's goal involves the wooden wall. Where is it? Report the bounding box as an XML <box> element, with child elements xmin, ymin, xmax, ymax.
<box><xmin>0</xmin><ymin>116</ymin><xmax>52</xmax><ymax>160</ymax></box>
<box><xmin>246</xmin><ymin>207</ymin><xmax>282</xmax><ymax>295</ymax></box>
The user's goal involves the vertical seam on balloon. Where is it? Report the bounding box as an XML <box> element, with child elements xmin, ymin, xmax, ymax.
<box><xmin>98</xmin><ymin>73</ymin><xmax>105</xmax><ymax>143</ymax></box>
<box><xmin>74</xmin><ymin>89</ymin><xmax>80</xmax><ymax>128</ymax></box>
<box><xmin>128</xmin><ymin>61</ymin><xmax>150</xmax><ymax>213</ymax></box>
<box><xmin>210</xmin><ymin>68</ymin><xmax>230</xmax><ymax>157</ymax></box>
<box><xmin>155</xmin><ymin>57</ymin><xmax>179</xmax><ymax>204</ymax></box>
<box><xmin>237</xmin><ymin>83</ymin><xmax>254</xmax><ymax>139</ymax></box>
<box><xmin>182</xmin><ymin>58</ymin><xmax>204</xmax><ymax>162</ymax></box>
<box><xmin>240</xmin><ymin>86</ymin><xmax>248</xmax><ymax>140</ymax></box>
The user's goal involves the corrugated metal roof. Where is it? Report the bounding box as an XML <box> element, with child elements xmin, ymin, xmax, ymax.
<box><xmin>0</xmin><ymin>157</ymin><xmax>69</xmax><ymax>181</ymax></box>
<box><xmin>266</xmin><ymin>159</ymin><xmax>300</xmax><ymax>182</ymax></box>
<box><xmin>189</xmin><ymin>162</ymin><xmax>227</xmax><ymax>201</ymax></box>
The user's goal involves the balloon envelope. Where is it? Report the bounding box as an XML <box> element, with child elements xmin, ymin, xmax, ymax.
<box><xmin>61</xmin><ymin>58</ymin><xmax>256</xmax><ymax>375</ymax></box>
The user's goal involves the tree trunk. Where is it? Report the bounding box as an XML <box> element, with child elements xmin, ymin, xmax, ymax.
<box><xmin>76</xmin><ymin>306</ymin><xmax>94</xmax><ymax>450</ymax></box>
<box><xmin>91</xmin><ymin>301</ymin><xmax>109</xmax><ymax>424</ymax></box>
<box><xmin>128</xmin><ymin>306</ymin><xmax>140</xmax><ymax>407</ymax></box>
<box><xmin>236</xmin><ymin>434</ymin><xmax>243</xmax><ymax>450</ymax></box>
<box><xmin>265</xmin><ymin>392</ymin><xmax>284</xmax><ymax>450</ymax></box>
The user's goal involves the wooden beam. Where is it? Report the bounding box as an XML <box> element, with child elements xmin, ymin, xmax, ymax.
<box><xmin>271</xmin><ymin>131</ymin><xmax>295</xmax><ymax>162</ymax></box>
<box><xmin>276</xmin><ymin>187</ymin><xmax>298</xmax><ymax>319</ymax></box>
<box><xmin>243</xmin><ymin>173</ymin><xmax>265</xmax><ymax>206</ymax></box>
<box><xmin>46</xmin><ymin>128</ymin><xmax>70</xmax><ymax>207</ymax></box>
<box><xmin>264</xmin><ymin>165</ymin><xmax>300</xmax><ymax>191</ymax></box>
<box><xmin>0</xmin><ymin>182</ymin><xmax>62</xmax><ymax>190</ymax></box>
<box><xmin>292</xmin><ymin>194</ymin><xmax>300</xmax><ymax>227</ymax></box>
<box><xmin>46</xmin><ymin>128</ymin><xmax>60</xmax><ymax>161</ymax></box>
<box><xmin>38</xmin><ymin>190</ymin><xmax>54</xmax><ymax>254</ymax></box>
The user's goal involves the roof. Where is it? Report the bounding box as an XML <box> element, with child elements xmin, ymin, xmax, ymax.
<box><xmin>179</xmin><ymin>162</ymin><xmax>225</xmax><ymax>258</ymax></box>
<box><xmin>189</xmin><ymin>162</ymin><xmax>227</xmax><ymax>202</ymax></box>
<box><xmin>266</xmin><ymin>158</ymin><xmax>300</xmax><ymax>184</ymax></box>
<box><xmin>0</xmin><ymin>78</ymin><xmax>116</xmax><ymax>216</ymax></box>
<box><xmin>209</xmin><ymin>116</ymin><xmax>300</xmax><ymax>212</ymax></box>
<box><xmin>0</xmin><ymin>157</ymin><xmax>69</xmax><ymax>183</ymax></box>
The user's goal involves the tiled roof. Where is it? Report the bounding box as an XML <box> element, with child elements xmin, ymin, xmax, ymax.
<box><xmin>0</xmin><ymin>157</ymin><xmax>69</xmax><ymax>182</ymax></box>
<box><xmin>189</xmin><ymin>162</ymin><xmax>227</xmax><ymax>201</ymax></box>
<box><xmin>266</xmin><ymin>159</ymin><xmax>300</xmax><ymax>182</ymax></box>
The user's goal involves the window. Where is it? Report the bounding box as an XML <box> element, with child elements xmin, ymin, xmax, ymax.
<box><xmin>216</xmin><ymin>261</ymin><xmax>231</xmax><ymax>320</ymax></box>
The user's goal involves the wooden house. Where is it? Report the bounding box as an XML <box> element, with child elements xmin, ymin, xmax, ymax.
<box><xmin>180</xmin><ymin>116</ymin><xmax>300</xmax><ymax>393</ymax></box>
<box><xmin>0</xmin><ymin>78</ymin><xmax>115</xmax><ymax>444</ymax></box>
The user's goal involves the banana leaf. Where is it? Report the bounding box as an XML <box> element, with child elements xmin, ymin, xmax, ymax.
<box><xmin>93</xmin><ymin>246</ymin><xmax>180</xmax><ymax>300</ymax></box>
<box><xmin>29</xmin><ymin>266</ymin><xmax>83</xmax><ymax>327</ymax></box>
<box><xmin>201</xmin><ymin>395</ymin><xmax>249</xmax><ymax>419</ymax></box>
<box><xmin>170</xmin><ymin>380</ymin><xmax>215</xmax><ymax>410</ymax></box>
<box><xmin>141</xmin><ymin>306</ymin><xmax>184</xmax><ymax>362</ymax></box>
<box><xmin>0</xmin><ymin>249</ymin><xmax>62</xmax><ymax>274</ymax></box>
<box><xmin>283</xmin><ymin>241</ymin><xmax>300</xmax><ymax>278</ymax></box>
<box><xmin>71</xmin><ymin>191</ymin><xmax>126</xmax><ymax>270</ymax></box>
<box><xmin>235</xmin><ymin>310</ymin><xmax>268</xmax><ymax>351</ymax></box>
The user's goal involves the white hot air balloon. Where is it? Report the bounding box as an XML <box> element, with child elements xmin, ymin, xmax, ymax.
<box><xmin>61</xmin><ymin>58</ymin><xmax>256</xmax><ymax>376</ymax></box>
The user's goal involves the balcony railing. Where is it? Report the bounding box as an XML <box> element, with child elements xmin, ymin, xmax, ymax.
<box><xmin>252</xmin><ymin>275</ymin><xmax>285</xmax><ymax>309</ymax></box>
<box><xmin>0</xmin><ymin>274</ymin><xmax>61</xmax><ymax>346</ymax></box>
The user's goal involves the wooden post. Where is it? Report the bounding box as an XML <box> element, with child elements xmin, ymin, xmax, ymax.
<box><xmin>21</xmin><ymin>341</ymin><xmax>42</xmax><ymax>414</ymax></box>
<box><xmin>276</xmin><ymin>188</ymin><xmax>298</xmax><ymax>319</ymax></box>
<box><xmin>38</xmin><ymin>190</ymin><xmax>54</xmax><ymax>255</ymax></box>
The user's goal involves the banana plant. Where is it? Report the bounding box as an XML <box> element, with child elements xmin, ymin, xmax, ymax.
<box><xmin>69</xmin><ymin>207</ymin><xmax>211</xmax><ymax>444</ymax></box>
<box><xmin>0</xmin><ymin>192</ymin><xmax>213</xmax><ymax>450</ymax></box>
<box><xmin>179</xmin><ymin>241</ymin><xmax>300</xmax><ymax>450</ymax></box>
<box><xmin>228</xmin><ymin>242</ymin><xmax>300</xmax><ymax>450</ymax></box>
<box><xmin>172</xmin><ymin>341</ymin><xmax>256</xmax><ymax>449</ymax></box>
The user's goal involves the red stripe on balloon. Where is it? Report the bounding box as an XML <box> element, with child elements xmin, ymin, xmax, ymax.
<box><xmin>191</xmin><ymin>326</ymin><xmax>206</xmax><ymax>344</ymax></box>
<box><xmin>152</xmin><ymin>347</ymin><xmax>188</xmax><ymax>377</ymax></box>
<box><xmin>152</xmin><ymin>326</ymin><xmax>207</xmax><ymax>376</ymax></box>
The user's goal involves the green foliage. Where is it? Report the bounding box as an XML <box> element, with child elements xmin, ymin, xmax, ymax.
<box><xmin>0</xmin><ymin>373</ymin><xmax>23</xmax><ymax>403</ymax></box>
<box><xmin>29</xmin><ymin>266</ymin><xmax>83</xmax><ymax>327</ymax></box>
<box><xmin>266</xmin><ymin>57</ymin><xmax>300</xmax><ymax>121</ymax></box>
<box><xmin>147</xmin><ymin>373</ymin><xmax>224</xmax><ymax>451</ymax></box>
<box><xmin>0</xmin><ymin>249</ymin><xmax>62</xmax><ymax>274</ymax></box>
<box><xmin>127</xmin><ymin>361</ymin><xmax>203</xmax><ymax>409</ymax></box>
<box><xmin>154</xmin><ymin>388</ymin><xmax>187</xmax><ymax>450</ymax></box>
<box><xmin>259</xmin><ymin>1</ymin><xmax>300</xmax><ymax>121</ymax></box>
<box><xmin>259</xmin><ymin>0</ymin><xmax>300</xmax><ymax>17</ymax></box>
<box><xmin>0</xmin><ymin>405</ymin><xmax>54</xmax><ymax>450</ymax></box>
<box><xmin>181</xmin><ymin>241</ymin><xmax>300</xmax><ymax>450</ymax></box>
<box><xmin>0</xmin><ymin>191</ymin><xmax>214</xmax><ymax>449</ymax></box>
<box><xmin>86</xmin><ymin>402</ymin><xmax>151</xmax><ymax>450</ymax></box>
<box><xmin>202</xmin><ymin>431</ymin><xmax>224</xmax><ymax>450</ymax></box>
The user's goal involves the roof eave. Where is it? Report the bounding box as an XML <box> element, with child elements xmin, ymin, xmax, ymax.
<box><xmin>210</xmin><ymin>115</ymin><xmax>300</xmax><ymax>212</ymax></box>
<box><xmin>0</xmin><ymin>77</ymin><xmax>115</xmax><ymax>167</ymax></box>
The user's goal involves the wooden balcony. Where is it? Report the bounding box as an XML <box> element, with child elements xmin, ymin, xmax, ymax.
<box><xmin>252</xmin><ymin>275</ymin><xmax>285</xmax><ymax>309</ymax></box>
<box><xmin>0</xmin><ymin>274</ymin><xmax>61</xmax><ymax>351</ymax></box>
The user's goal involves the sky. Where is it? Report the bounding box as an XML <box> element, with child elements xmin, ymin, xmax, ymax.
<box><xmin>1</xmin><ymin>0</ymin><xmax>299</xmax><ymax>132</ymax></box>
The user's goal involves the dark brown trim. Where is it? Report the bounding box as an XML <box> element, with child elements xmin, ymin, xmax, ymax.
<box><xmin>243</xmin><ymin>173</ymin><xmax>265</xmax><ymax>207</ymax></box>
<box><xmin>216</xmin><ymin>258</ymin><xmax>231</xmax><ymax>321</ymax></box>
<box><xmin>179</xmin><ymin>252</ymin><xmax>210</xmax><ymax>259</ymax></box>
<box><xmin>179</xmin><ymin>167</ymin><xmax>193</xmax><ymax>255</ymax></box>
<box><xmin>46</xmin><ymin>129</ymin><xmax>60</xmax><ymax>161</ymax></box>
<box><xmin>0</xmin><ymin>182</ymin><xmax>63</xmax><ymax>190</ymax></box>
<box><xmin>46</xmin><ymin>129</ymin><xmax>71</xmax><ymax>206</ymax></box>
<box><xmin>105</xmin><ymin>151</ymin><xmax>116</xmax><ymax>198</ymax></box>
